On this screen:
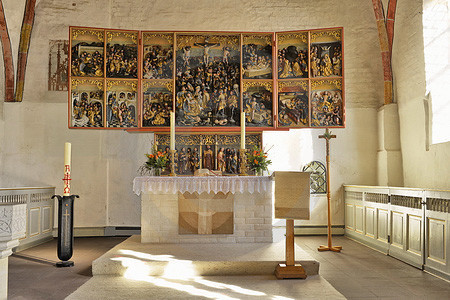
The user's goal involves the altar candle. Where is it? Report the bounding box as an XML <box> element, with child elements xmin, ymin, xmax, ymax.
<box><xmin>170</xmin><ymin>111</ymin><xmax>175</xmax><ymax>150</ymax></box>
<box><xmin>63</xmin><ymin>142</ymin><xmax>71</xmax><ymax>196</ymax></box>
<box><xmin>240</xmin><ymin>112</ymin><xmax>245</xmax><ymax>149</ymax></box>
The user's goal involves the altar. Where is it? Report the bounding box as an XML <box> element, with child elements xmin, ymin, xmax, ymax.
<box><xmin>133</xmin><ymin>176</ymin><xmax>273</xmax><ymax>243</ymax></box>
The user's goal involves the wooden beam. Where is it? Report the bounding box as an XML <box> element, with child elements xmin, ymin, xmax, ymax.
<box><xmin>15</xmin><ymin>0</ymin><xmax>36</xmax><ymax>102</ymax></box>
<box><xmin>0</xmin><ymin>0</ymin><xmax>15</xmax><ymax>102</ymax></box>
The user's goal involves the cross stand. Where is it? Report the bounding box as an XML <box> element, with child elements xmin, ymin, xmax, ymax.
<box><xmin>318</xmin><ymin>128</ymin><xmax>342</xmax><ymax>252</ymax></box>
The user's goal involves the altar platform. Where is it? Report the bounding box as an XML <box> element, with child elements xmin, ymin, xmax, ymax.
<box><xmin>92</xmin><ymin>234</ymin><xmax>319</xmax><ymax>277</ymax></box>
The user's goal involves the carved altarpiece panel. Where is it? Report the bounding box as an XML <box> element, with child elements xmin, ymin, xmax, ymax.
<box><xmin>155</xmin><ymin>133</ymin><xmax>262</xmax><ymax>175</ymax></box>
<box><xmin>68</xmin><ymin>27</ymin><xmax>345</xmax><ymax>130</ymax></box>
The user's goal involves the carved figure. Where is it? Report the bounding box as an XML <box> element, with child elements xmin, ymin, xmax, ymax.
<box><xmin>203</xmin><ymin>145</ymin><xmax>214</xmax><ymax>170</ymax></box>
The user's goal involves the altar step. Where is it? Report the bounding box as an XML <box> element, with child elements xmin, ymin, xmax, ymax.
<box><xmin>92</xmin><ymin>235</ymin><xmax>320</xmax><ymax>277</ymax></box>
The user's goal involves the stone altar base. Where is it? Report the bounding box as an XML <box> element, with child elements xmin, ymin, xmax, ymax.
<box><xmin>92</xmin><ymin>235</ymin><xmax>319</xmax><ymax>276</ymax></box>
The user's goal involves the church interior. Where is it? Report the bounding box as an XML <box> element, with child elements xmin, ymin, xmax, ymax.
<box><xmin>0</xmin><ymin>0</ymin><xmax>449</xmax><ymax>299</ymax></box>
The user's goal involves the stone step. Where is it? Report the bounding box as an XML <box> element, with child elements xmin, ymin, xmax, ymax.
<box><xmin>92</xmin><ymin>235</ymin><xmax>320</xmax><ymax>277</ymax></box>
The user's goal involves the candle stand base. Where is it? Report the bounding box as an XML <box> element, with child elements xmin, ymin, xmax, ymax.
<box><xmin>52</xmin><ymin>194</ymin><xmax>79</xmax><ymax>268</ymax></box>
<box><xmin>56</xmin><ymin>261</ymin><xmax>74</xmax><ymax>268</ymax></box>
<box><xmin>239</xmin><ymin>149</ymin><xmax>248</xmax><ymax>176</ymax></box>
<box><xmin>169</xmin><ymin>150</ymin><xmax>177</xmax><ymax>176</ymax></box>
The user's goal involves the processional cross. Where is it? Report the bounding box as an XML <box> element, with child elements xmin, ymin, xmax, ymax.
<box><xmin>318</xmin><ymin>128</ymin><xmax>342</xmax><ymax>252</ymax></box>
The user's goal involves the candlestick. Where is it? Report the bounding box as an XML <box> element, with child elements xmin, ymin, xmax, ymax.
<box><xmin>169</xmin><ymin>150</ymin><xmax>176</xmax><ymax>176</ymax></box>
<box><xmin>239</xmin><ymin>149</ymin><xmax>248</xmax><ymax>176</ymax></box>
<box><xmin>240</xmin><ymin>112</ymin><xmax>246</xmax><ymax>149</ymax></box>
<box><xmin>63</xmin><ymin>142</ymin><xmax>71</xmax><ymax>196</ymax></box>
<box><xmin>170</xmin><ymin>111</ymin><xmax>175</xmax><ymax>150</ymax></box>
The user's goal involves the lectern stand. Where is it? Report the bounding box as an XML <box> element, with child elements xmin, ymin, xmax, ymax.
<box><xmin>275</xmin><ymin>219</ymin><xmax>307</xmax><ymax>279</ymax></box>
<box><xmin>273</xmin><ymin>171</ymin><xmax>310</xmax><ymax>279</ymax></box>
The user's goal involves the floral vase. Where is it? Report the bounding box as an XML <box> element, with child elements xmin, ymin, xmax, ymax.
<box><xmin>153</xmin><ymin>168</ymin><xmax>161</xmax><ymax>176</ymax></box>
<box><xmin>254</xmin><ymin>169</ymin><xmax>263</xmax><ymax>176</ymax></box>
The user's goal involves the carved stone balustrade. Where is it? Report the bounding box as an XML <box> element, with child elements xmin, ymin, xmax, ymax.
<box><xmin>0</xmin><ymin>203</ymin><xmax>27</xmax><ymax>300</ymax></box>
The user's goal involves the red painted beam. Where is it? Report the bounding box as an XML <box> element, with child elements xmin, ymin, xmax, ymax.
<box><xmin>0</xmin><ymin>0</ymin><xmax>15</xmax><ymax>102</ymax></box>
<box><xmin>15</xmin><ymin>0</ymin><xmax>36</xmax><ymax>102</ymax></box>
<box><xmin>386</xmin><ymin>0</ymin><xmax>397</xmax><ymax>53</ymax></box>
<box><xmin>372</xmin><ymin>0</ymin><xmax>394</xmax><ymax>105</ymax></box>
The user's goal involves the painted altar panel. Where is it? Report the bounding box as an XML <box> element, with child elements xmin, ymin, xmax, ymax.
<box><xmin>155</xmin><ymin>133</ymin><xmax>262</xmax><ymax>175</ymax></box>
<box><xmin>242</xmin><ymin>34</ymin><xmax>273</xmax><ymax>79</ymax></box>
<box><xmin>106</xmin><ymin>80</ymin><xmax>138</xmax><ymax>128</ymax></box>
<box><xmin>310</xmin><ymin>28</ymin><xmax>342</xmax><ymax>78</ymax></box>
<box><xmin>70</xmin><ymin>28</ymin><xmax>104</xmax><ymax>77</ymax></box>
<box><xmin>175</xmin><ymin>34</ymin><xmax>241</xmax><ymax>127</ymax></box>
<box><xmin>310</xmin><ymin>79</ymin><xmax>343</xmax><ymax>127</ymax></box>
<box><xmin>106</xmin><ymin>30</ymin><xmax>139</xmax><ymax>79</ymax></box>
<box><xmin>142</xmin><ymin>32</ymin><xmax>174</xmax><ymax>79</ymax></box>
<box><xmin>142</xmin><ymin>81</ymin><xmax>173</xmax><ymax>127</ymax></box>
<box><xmin>70</xmin><ymin>79</ymin><xmax>104</xmax><ymax>127</ymax></box>
<box><xmin>278</xmin><ymin>80</ymin><xmax>309</xmax><ymax>127</ymax></box>
<box><xmin>276</xmin><ymin>31</ymin><xmax>309</xmax><ymax>79</ymax></box>
<box><xmin>243</xmin><ymin>81</ymin><xmax>273</xmax><ymax>127</ymax></box>
<box><xmin>68</xmin><ymin>27</ymin><xmax>345</xmax><ymax>131</ymax></box>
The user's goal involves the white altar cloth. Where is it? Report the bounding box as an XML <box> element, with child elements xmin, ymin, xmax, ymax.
<box><xmin>133</xmin><ymin>176</ymin><xmax>272</xmax><ymax>196</ymax></box>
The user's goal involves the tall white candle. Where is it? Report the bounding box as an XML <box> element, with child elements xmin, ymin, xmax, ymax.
<box><xmin>63</xmin><ymin>142</ymin><xmax>71</xmax><ymax>196</ymax></box>
<box><xmin>240</xmin><ymin>112</ymin><xmax>245</xmax><ymax>149</ymax></box>
<box><xmin>170</xmin><ymin>111</ymin><xmax>175</xmax><ymax>150</ymax></box>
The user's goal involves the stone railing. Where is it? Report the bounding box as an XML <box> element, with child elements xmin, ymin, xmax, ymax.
<box><xmin>0</xmin><ymin>187</ymin><xmax>55</xmax><ymax>251</ymax></box>
<box><xmin>0</xmin><ymin>202</ymin><xmax>27</xmax><ymax>299</ymax></box>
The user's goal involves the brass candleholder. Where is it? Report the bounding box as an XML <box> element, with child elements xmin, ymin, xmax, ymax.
<box><xmin>169</xmin><ymin>150</ymin><xmax>176</xmax><ymax>176</ymax></box>
<box><xmin>239</xmin><ymin>148</ymin><xmax>248</xmax><ymax>176</ymax></box>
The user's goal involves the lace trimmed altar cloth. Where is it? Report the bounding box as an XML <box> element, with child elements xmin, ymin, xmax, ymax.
<box><xmin>133</xmin><ymin>176</ymin><xmax>272</xmax><ymax>196</ymax></box>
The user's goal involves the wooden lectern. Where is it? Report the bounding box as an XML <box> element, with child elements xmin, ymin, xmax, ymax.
<box><xmin>273</xmin><ymin>171</ymin><xmax>310</xmax><ymax>279</ymax></box>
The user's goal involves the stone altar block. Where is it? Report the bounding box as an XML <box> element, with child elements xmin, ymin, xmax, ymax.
<box><xmin>134</xmin><ymin>176</ymin><xmax>273</xmax><ymax>243</ymax></box>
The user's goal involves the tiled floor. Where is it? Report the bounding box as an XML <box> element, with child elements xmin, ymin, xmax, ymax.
<box><xmin>294</xmin><ymin>236</ymin><xmax>450</xmax><ymax>299</ymax></box>
<box><xmin>8</xmin><ymin>237</ymin><xmax>127</xmax><ymax>300</ymax></box>
<box><xmin>8</xmin><ymin>235</ymin><xmax>450</xmax><ymax>299</ymax></box>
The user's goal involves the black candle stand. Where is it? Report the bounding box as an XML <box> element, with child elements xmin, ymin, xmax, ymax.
<box><xmin>52</xmin><ymin>194</ymin><xmax>79</xmax><ymax>267</ymax></box>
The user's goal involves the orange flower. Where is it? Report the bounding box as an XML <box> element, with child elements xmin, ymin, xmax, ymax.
<box><xmin>149</xmin><ymin>154</ymin><xmax>154</xmax><ymax>158</ymax></box>
<box><xmin>263</xmin><ymin>155</ymin><xmax>267</xmax><ymax>158</ymax></box>
<box><xmin>253</xmin><ymin>150</ymin><xmax>257</xmax><ymax>155</ymax></box>
<box><xmin>254</xmin><ymin>159</ymin><xmax>258</xmax><ymax>164</ymax></box>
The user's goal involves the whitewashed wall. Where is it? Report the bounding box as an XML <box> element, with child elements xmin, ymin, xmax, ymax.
<box><xmin>392</xmin><ymin>0</ymin><xmax>450</xmax><ymax>190</ymax></box>
<box><xmin>0</xmin><ymin>0</ymin><xmax>384</xmax><ymax>228</ymax></box>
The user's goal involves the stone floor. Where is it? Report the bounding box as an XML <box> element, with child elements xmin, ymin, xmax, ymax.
<box><xmin>8</xmin><ymin>234</ymin><xmax>450</xmax><ymax>299</ymax></box>
<box><xmin>91</xmin><ymin>235</ymin><xmax>319</xmax><ymax>276</ymax></box>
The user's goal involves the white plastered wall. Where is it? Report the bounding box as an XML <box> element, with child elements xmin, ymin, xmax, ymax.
<box><xmin>0</xmin><ymin>0</ymin><xmax>383</xmax><ymax>229</ymax></box>
<box><xmin>392</xmin><ymin>0</ymin><xmax>450</xmax><ymax>190</ymax></box>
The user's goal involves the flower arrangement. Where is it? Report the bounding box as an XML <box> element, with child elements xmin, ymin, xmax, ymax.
<box><xmin>246</xmin><ymin>146</ymin><xmax>272</xmax><ymax>175</ymax></box>
<box><xmin>139</xmin><ymin>144</ymin><xmax>169</xmax><ymax>175</ymax></box>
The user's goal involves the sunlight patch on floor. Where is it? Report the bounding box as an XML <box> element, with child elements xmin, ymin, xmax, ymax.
<box><xmin>112</xmin><ymin>249</ymin><xmax>295</xmax><ymax>300</ymax></box>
